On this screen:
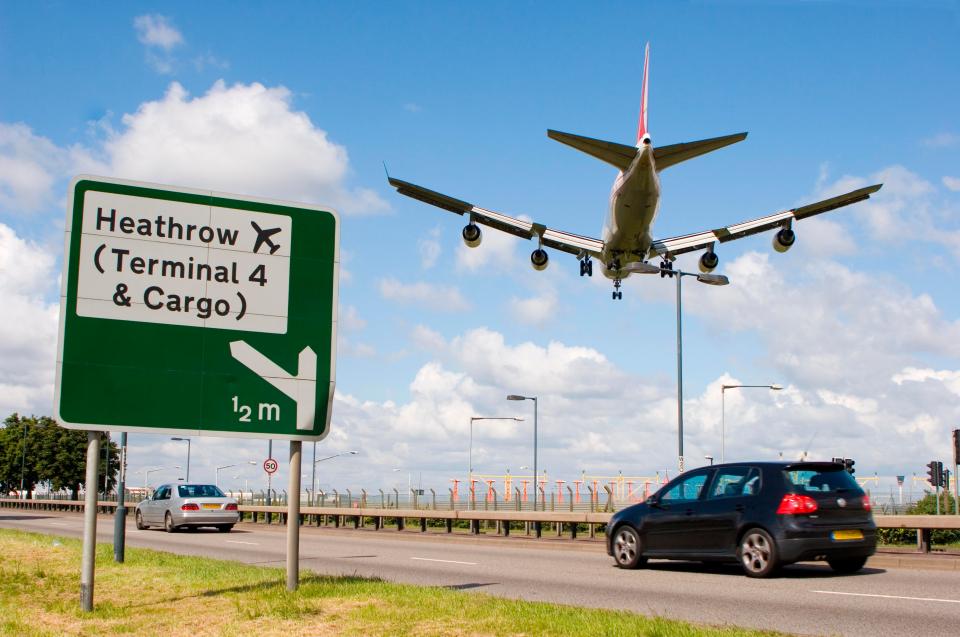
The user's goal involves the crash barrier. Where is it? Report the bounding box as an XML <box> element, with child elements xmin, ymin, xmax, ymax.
<box><xmin>1</xmin><ymin>498</ymin><xmax>957</xmax><ymax>549</ymax></box>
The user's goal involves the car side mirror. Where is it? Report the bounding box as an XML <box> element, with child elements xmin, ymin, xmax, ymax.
<box><xmin>647</xmin><ymin>495</ymin><xmax>660</xmax><ymax>507</ymax></box>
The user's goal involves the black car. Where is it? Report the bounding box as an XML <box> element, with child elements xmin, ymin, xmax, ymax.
<box><xmin>606</xmin><ymin>461</ymin><xmax>876</xmax><ymax>577</ymax></box>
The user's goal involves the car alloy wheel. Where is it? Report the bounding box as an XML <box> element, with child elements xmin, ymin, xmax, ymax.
<box><xmin>164</xmin><ymin>512</ymin><xmax>176</xmax><ymax>533</ymax></box>
<box><xmin>739</xmin><ymin>528</ymin><xmax>778</xmax><ymax>578</ymax></box>
<box><xmin>613</xmin><ymin>526</ymin><xmax>645</xmax><ymax>569</ymax></box>
<box><xmin>135</xmin><ymin>510</ymin><xmax>146</xmax><ymax>530</ymax></box>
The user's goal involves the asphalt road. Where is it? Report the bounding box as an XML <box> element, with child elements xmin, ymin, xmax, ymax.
<box><xmin>3</xmin><ymin>510</ymin><xmax>959</xmax><ymax>636</ymax></box>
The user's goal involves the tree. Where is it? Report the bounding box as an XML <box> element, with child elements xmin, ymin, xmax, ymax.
<box><xmin>0</xmin><ymin>414</ymin><xmax>119</xmax><ymax>498</ymax></box>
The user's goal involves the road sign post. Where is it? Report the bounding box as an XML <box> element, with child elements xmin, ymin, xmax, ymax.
<box><xmin>56</xmin><ymin>176</ymin><xmax>338</xmax><ymax>609</ymax></box>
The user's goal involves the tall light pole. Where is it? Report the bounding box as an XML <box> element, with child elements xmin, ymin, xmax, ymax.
<box><xmin>507</xmin><ymin>395</ymin><xmax>538</xmax><ymax>509</ymax></box>
<box><xmin>216</xmin><ymin>461</ymin><xmax>257</xmax><ymax>488</ymax></box>
<box><xmin>142</xmin><ymin>465</ymin><xmax>179</xmax><ymax>489</ymax></box>
<box><xmin>721</xmin><ymin>383</ymin><xmax>782</xmax><ymax>463</ymax></box>
<box><xmin>312</xmin><ymin>450</ymin><xmax>358</xmax><ymax>498</ymax></box>
<box><xmin>170</xmin><ymin>437</ymin><xmax>191</xmax><ymax>481</ymax></box>
<box><xmin>19</xmin><ymin>417</ymin><xmax>28</xmax><ymax>499</ymax></box>
<box><xmin>661</xmin><ymin>266</ymin><xmax>729</xmax><ymax>473</ymax></box>
<box><xmin>469</xmin><ymin>416</ymin><xmax>523</xmax><ymax>482</ymax></box>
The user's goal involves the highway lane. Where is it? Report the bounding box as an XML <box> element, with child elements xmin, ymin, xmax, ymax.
<box><xmin>3</xmin><ymin>510</ymin><xmax>959</xmax><ymax>636</ymax></box>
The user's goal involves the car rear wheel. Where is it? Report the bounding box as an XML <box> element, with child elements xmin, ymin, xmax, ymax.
<box><xmin>738</xmin><ymin>528</ymin><xmax>779</xmax><ymax>578</ymax></box>
<box><xmin>164</xmin><ymin>512</ymin><xmax>177</xmax><ymax>533</ymax></box>
<box><xmin>217</xmin><ymin>524</ymin><xmax>234</xmax><ymax>533</ymax></box>
<box><xmin>135</xmin><ymin>510</ymin><xmax>147</xmax><ymax>530</ymax></box>
<box><xmin>612</xmin><ymin>526</ymin><xmax>646</xmax><ymax>569</ymax></box>
<box><xmin>827</xmin><ymin>556</ymin><xmax>867</xmax><ymax>574</ymax></box>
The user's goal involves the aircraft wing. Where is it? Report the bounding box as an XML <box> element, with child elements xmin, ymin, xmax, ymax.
<box><xmin>647</xmin><ymin>184</ymin><xmax>883</xmax><ymax>259</ymax></box>
<box><xmin>388</xmin><ymin>177</ymin><xmax>604</xmax><ymax>258</ymax></box>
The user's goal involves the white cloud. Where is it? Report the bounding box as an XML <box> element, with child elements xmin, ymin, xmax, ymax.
<box><xmin>134</xmin><ymin>14</ymin><xmax>184</xmax><ymax>51</ymax></box>
<box><xmin>99</xmin><ymin>81</ymin><xmax>388</xmax><ymax>214</ymax></box>
<box><xmin>943</xmin><ymin>176</ymin><xmax>960</xmax><ymax>192</ymax></box>
<box><xmin>0</xmin><ymin>123</ymin><xmax>94</xmax><ymax>215</ymax></box>
<box><xmin>509</xmin><ymin>288</ymin><xmax>558</xmax><ymax>326</ymax></box>
<box><xmin>378</xmin><ymin>277</ymin><xmax>470</xmax><ymax>311</ymax></box>
<box><xmin>134</xmin><ymin>14</ymin><xmax>184</xmax><ymax>74</ymax></box>
<box><xmin>403</xmin><ymin>103</ymin><xmax>422</xmax><ymax>113</ymax></box>
<box><xmin>0</xmin><ymin>224</ymin><xmax>59</xmax><ymax>416</ymax></box>
<box><xmin>892</xmin><ymin>367</ymin><xmax>960</xmax><ymax>397</ymax></box>
<box><xmin>922</xmin><ymin>132</ymin><xmax>960</xmax><ymax>148</ymax></box>
<box><xmin>417</xmin><ymin>228</ymin><xmax>441</xmax><ymax>269</ymax></box>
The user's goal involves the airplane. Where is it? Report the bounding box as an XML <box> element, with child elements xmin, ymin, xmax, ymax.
<box><xmin>387</xmin><ymin>44</ymin><xmax>883</xmax><ymax>300</ymax></box>
<box><xmin>250</xmin><ymin>221</ymin><xmax>282</xmax><ymax>255</ymax></box>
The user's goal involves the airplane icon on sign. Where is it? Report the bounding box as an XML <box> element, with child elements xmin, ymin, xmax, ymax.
<box><xmin>251</xmin><ymin>221</ymin><xmax>282</xmax><ymax>254</ymax></box>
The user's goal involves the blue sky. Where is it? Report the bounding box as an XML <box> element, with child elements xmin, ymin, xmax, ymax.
<box><xmin>2</xmin><ymin>2</ymin><xmax>959</xmax><ymax>500</ymax></box>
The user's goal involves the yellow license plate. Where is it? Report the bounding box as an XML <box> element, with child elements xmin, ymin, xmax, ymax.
<box><xmin>831</xmin><ymin>529</ymin><xmax>864</xmax><ymax>541</ymax></box>
<box><xmin>202</xmin><ymin>503</ymin><xmax>221</xmax><ymax>510</ymax></box>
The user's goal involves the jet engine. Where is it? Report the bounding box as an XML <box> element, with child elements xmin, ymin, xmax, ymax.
<box><xmin>462</xmin><ymin>223</ymin><xmax>482</xmax><ymax>248</ymax></box>
<box><xmin>698</xmin><ymin>251</ymin><xmax>719</xmax><ymax>273</ymax></box>
<box><xmin>772</xmin><ymin>227</ymin><xmax>796</xmax><ymax>253</ymax></box>
<box><xmin>530</xmin><ymin>248</ymin><xmax>549</xmax><ymax>271</ymax></box>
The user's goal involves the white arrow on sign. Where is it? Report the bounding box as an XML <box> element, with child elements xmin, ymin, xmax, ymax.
<box><xmin>229</xmin><ymin>340</ymin><xmax>316</xmax><ymax>431</ymax></box>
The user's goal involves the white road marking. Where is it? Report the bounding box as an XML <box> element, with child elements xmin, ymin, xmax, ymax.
<box><xmin>813</xmin><ymin>590</ymin><xmax>960</xmax><ymax>604</ymax></box>
<box><xmin>410</xmin><ymin>557</ymin><xmax>477</xmax><ymax>566</ymax></box>
<box><xmin>225</xmin><ymin>540</ymin><xmax>259</xmax><ymax>545</ymax></box>
<box><xmin>47</xmin><ymin>522</ymin><xmax>70</xmax><ymax>527</ymax></box>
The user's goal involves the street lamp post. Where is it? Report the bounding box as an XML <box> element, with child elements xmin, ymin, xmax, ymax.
<box><xmin>19</xmin><ymin>418</ymin><xmax>28</xmax><ymax>499</ymax></box>
<box><xmin>312</xmin><ymin>451</ymin><xmax>358</xmax><ymax>500</ymax></box>
<box><xmin>469</xmin><ymin>416</ymin><xmax>524</xmax><ymax>483</ymax></box>
<box><xmin>721</xmin><ymin>384</ymin><xmax>782</xmax><ymax>463</ymax></box>
<box><xmin>661</xmin><ymin>266</ymin><xmax>729</xmax><ymax>473</ymax></box>
<box><xmin>216</xmin><ymin>461</ymin><xmax>257</xmax><ymax>488</ymax></box>
<box><xmin>142</xmin><ymin>465</ymin><xmax>179</xmax><ymax>489</ymax></box>
<box><xmin>506</xmin><ymin>395</ymin><xmax>538</xmax><ymax>509</ymax></box>
<box><xmin>170</xmin><ymin>437</ymin><xmax>191</xmax><ymax>481</ymax></box>
<box><xmin>705</xmin><ymin>455</ymin><xmax>714</xmax><ymax>466</ymax></box>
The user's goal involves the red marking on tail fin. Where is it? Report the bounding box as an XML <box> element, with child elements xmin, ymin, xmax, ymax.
<box><xmin>637</xmin><ymin>43</ymin><xmax>650</xmax><ymax>144</ymax></box>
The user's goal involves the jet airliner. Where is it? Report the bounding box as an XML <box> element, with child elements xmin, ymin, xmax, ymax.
<box><xmin>388</xmin><ymin>44</ymin><xmax>882</xmax><ymax>299</ymax></box>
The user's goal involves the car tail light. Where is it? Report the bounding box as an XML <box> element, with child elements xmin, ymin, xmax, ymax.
<box><xmin>225</xmin><ymin>503</ymin><xmax>238</xmax><ymax>511</ymax></box>
<box><xmin>180</xmin><ymin>503</ymin><xmax>200</xmax><ymax>511</ymax></box>
<box><xmin>776</xmin><ymin>493</ymin><xmax>818</xmax><ymax>515</ymax></box>
<box><xmin>862</xmin><ymin>494</ymin><xmax>871</xmax><ymax>512</ymax></box>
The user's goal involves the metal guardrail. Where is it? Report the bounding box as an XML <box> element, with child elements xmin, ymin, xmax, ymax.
<box><xmin>3</xmin><ymin>498</ymin><xmax>959</xmax><ymax>549</ymax></box>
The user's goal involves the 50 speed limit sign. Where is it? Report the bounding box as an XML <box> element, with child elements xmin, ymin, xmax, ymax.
<box><xmin>263</xmin><ymin>458</ymin><xmax>278</xmax><ymax>475</ymax></box>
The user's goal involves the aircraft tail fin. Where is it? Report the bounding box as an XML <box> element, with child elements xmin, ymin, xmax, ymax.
<box><xmin>546</xmin><ymin>129</ymin><xmax>638</xmax><ymax>171</ymax></box>
<box><xmin>652</xmin><ymin>132</ymin><xmax>748</xmax><ymax>171</ymax></box>
<box><xmin>637</xmin><ymin>42</ymin><xmax>650</xmax><ymax>146</ymax></box>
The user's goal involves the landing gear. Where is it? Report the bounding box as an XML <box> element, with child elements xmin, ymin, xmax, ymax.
<box><xmin>659</xmin><ymin>259</ymin><xmax>674</xmax><ymax>277</ymax></box>
<box><xmin>579</xmin><ymin>256</ymin><xmax>593</xmax><ymax>277</ymax></box>
<box><xmin>612</xmin><ymin>278</ymin><xmax>623</xmax><ymax>300</ymax></box>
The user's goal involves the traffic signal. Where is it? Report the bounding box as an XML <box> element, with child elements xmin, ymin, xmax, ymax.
<box><xmin>944</xmin><ymin>469</ymin><xmax>951</xmax><ymax>491</ymax></box>
<box><xmin>844</xmin><ymin>458</ymin><xmax>855</xmax><ymax>475</ymax></box>
<box><xmin>927</xmin><ymin>461</ymin><xmax>943</xmax><ymax>487</ymax></box>
<box><xmin>954</xmin><ymin>429</ymin><xmax>960</xmax><ymax>466</ymax></box>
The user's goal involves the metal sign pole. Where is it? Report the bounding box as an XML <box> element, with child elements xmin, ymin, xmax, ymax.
<box><xmin>287</xmin><ymin>441</ymin><xmax>302</xmax><ymax>591</ymax></box>
<box><xmin>113</xmin><ymin>432</ymin><xmax>127</xmax><ymax>562</ymax></box>
<box><xmin>80</xmin><ymin>431</ymin><xmax>101</xmax><ymax>611</ymax></box>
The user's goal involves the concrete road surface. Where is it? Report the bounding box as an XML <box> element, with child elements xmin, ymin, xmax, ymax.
<box><xmin>3</xmin><ymin>510</ymin><xmax>959</xmax><ymax>636</ymax></box>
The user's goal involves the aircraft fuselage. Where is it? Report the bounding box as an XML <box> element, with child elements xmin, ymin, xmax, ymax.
<box><xmin>600</xmin><ymin>143</ymin><xmax>660</xmax><ymax>278</ymax></box>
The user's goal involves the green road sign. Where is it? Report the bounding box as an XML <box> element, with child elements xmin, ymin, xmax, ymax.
<box><xmin>55</xmin><ymin>176</ymin><xmax>339</xmax><ymax>440</ymax></box>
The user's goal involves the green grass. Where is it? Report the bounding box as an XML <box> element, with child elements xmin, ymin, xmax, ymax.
<box><xmin>0</xmin><ymin>528</ymin><xmax>786</xmax><ymax>636</ymax></box>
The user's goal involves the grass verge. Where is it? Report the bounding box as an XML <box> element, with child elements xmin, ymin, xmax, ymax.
<box><xmin>0</xmin><ymin>528</ymin><xmax>785</xmax><ymax>636</ymax></box>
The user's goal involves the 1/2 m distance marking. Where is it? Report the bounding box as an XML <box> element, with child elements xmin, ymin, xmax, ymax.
<box><xmin>232</xmin><ymin>396</ymin><xmax>280</xmax><ymax>423</ymax></box>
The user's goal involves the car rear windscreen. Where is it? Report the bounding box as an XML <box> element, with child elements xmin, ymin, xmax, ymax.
<box><xmin>784</xmin><ymin>468</ymin><xmax>862</xmax><ymax>494</ymax></box>
<box><xmin>178</xmin><ymin>485</ymin><xmax>225</xmax><ymax>498</ymax></box>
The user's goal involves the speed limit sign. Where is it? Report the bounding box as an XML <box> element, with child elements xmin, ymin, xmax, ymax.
<box><xmin>263</xmin><ymin>458</ymin><xmax>278</xmax><ymax>475</ymax></box>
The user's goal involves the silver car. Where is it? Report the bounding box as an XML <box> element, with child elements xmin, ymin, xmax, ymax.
<box><xmin>135</xmin><ymin>483</ymin><xmax>239</xmax><ymax>533</ymax></box>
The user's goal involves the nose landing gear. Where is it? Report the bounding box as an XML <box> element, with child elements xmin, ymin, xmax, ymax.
<box><xmin>612</xmin><ymin>278</ymin><xmax>622</xmax><ymax>300</ymax></box>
